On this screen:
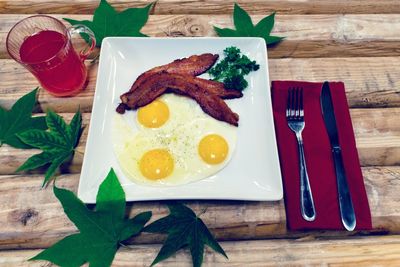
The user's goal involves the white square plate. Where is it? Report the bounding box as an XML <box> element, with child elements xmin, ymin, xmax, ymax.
<box><xmin>79</xmin><ymin>37</ymin><xmax>282</xmax><ymax>203</ymax></box>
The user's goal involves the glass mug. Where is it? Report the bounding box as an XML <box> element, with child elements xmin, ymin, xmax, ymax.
<box><xmin>6</xmin><ymin>15</ymin><xmax>96</xmax><ymax>97</ymax></box>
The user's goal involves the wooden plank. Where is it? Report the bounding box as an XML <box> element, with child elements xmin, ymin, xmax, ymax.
<box><xmin>0</xmin><ymin>166</ymin><xmax>398</xmax><ymax>249</ymax></box>
<box><xmin>3</xmin><ymin>14</ymin><xmax>400</xmax><ymax>41</ymax></box>
<box><xmin>0</xmin><ymin>108</ymin><xmax>399</xmax><ymax>175</ymax></box>
<box><xmin>1</xmin><ymin>0</ymin><xmax>400</xmax><ymax>15</ymax></box>
<box><xmin>0</xmin><ymin>56</ymin><xmax>399</xmax><ymax>112</ymax></box>
<box><xmin>1</xmin><ymin>234</ymin><xmax>400</xmax><ymax>267</ymax></box>
<box><xmin>269</xmin><ymin>57</ymin><xmax>400</xmax><ymax>108</ymax></box>
<box><xmin>112</xmin><ymin>236</ymin><xmax>400</xmax><ymax>266</ymax></box>
<box><xmin>1</xmin><ymin>14</ymin><xmax>400</xmax><ymax>59</ymax></box>
<box><xmin>352</xmin><ymin>108</ymin><xmax>400</xmax><ymax>166</ymax></box>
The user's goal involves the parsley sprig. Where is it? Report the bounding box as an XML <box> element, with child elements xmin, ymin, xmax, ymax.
<box><xmin>208</xmin><ymin>46</ymin><xmax>259</xmax><ymax>91</ymax></box>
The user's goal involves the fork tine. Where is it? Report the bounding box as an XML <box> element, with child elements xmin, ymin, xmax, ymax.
<box><xmin>287</xmin><ymin>87</ymin><xmax>293</xmax><ymax>118</ymax></box>
<box><xmin>286</xmin><ymin>88</ymin><xmax>291</xmax><ymax>117</ymax></box>
<box><xmin>299</xmin><ymin>87</ymin><xmax>304</xmax><ymax>117</ymax></box>
<box><xmin>291</xmin><ymin>87</ymin><xmax>295</xmax><ymax>117</ymax></box>
<box><xmin>294</xmin><ymin>87</ymin><xmax>299</xmax><ymax>119</ymax></box>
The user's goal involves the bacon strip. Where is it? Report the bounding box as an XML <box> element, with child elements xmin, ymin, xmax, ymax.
<box><xmin>117</xmin><ymin>53</ymin><xmax>243</xmax><ymax>126</ymax></box>
<box><xmin>184</xmin><ymin>77</ymin><xmax>242</xmax><ymax>99</ymax></box>
<box><xmin>121</xmin><ymin>74</ymin><xmax>242</xmax><ymax>103</ymax></box>
<box><xmin>117</xmin><ymin>53</ymin><xmax>223</xmax><ymax>114</ymax></box>
<box><xmin>120</xmin><ymin>72</ymin><xmax>239</xmax><ymax>126</ymax></box>
<box><xmin>118</xmin><ymin>53</ymin><xmax>241</xmax><ymax>106</ymax></box>
<box><xmin>151</xmin><ymin>53</ymin><xmax>219</xmax><ymax>76</ymax></box>
<box><xmin>129</xmin><ymin>53</ymin><xmax>219</xmax><ymax>93</ymax></box>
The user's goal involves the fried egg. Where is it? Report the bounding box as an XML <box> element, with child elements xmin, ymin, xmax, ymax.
<box><xmin>112</xmin><ymin>94</ymin><xmax>237</xmax><ymax>186</ymax></box>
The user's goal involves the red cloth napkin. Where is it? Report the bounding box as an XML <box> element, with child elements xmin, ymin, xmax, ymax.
<box><xmin>271</xmin><ymin>81</ymin><xmax>372</xmax><ymax>230</ymax></box>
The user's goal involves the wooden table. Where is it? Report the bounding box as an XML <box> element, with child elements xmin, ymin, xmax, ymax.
<box><xmin>1</xmin><ymin>1</ymin><xmax>400</xmax><ymax>266</ymax></box>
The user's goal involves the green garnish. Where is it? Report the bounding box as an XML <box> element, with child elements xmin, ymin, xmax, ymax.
<box><xmin>208</xmin><ymin>46</ymin><xmax>259</xmax><ymax>91</ymax></box>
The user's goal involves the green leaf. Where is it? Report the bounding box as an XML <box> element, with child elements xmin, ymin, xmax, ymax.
<box><xmin>31</xmin><ymin>233</ymin><xmax>117</xmax><ymax>267</ymax></box>
<box><xmin>145</xmin><ymin>203</ymin><xmax>228</xmax><ymax>267</ymax></box>
<box><xmin>43</xmin><ymin>153</ymin><xmax>70</xmax><ymax>186</ymax></box>
<box><xmin>18</xmin><ymin>130</ymin><xmax>68</xmax><ymax>150</ymax></box>
<box><xmin>30</xmin><ymin>168</ymin><xmax>152</xmax><ymax>267</ymax></box>
<box><xmin>16</xmin><ymin>151</ymin><xmax>55</xmax><ymax>172</ymax></box>
<box><xmin>46</xmin><ymin>110</ymin><xmax>70</xmax><ymax>145</ymax></box>
<box><xmin>233</xmin><ymin>3</ymin><xmax>253</xmax><ymax>35</ymax></box>
<box><xmin>16</xmin><ymin>110</ymin><xmax>82</xmax><ymax>186</ymax></box>
<box><xmin>0</xmin><ymin>88</ymin><xmax>47</xmax><ymax>149</ymax></box>
<box><xmin>198</xmin><ymin>219</ymin><xmax>227</xmax><ymax>258</ymax></box>
<box><xmin>213</xmin><ymin>27</ymin><xmax>240</xmax><ymax>37</ymax></box>
<box><xmin>116</xmin><ymin>5</ymin><xmax>152</xmax><ymax>33</ymax></box>
<box><xmin>254</xmin><ymin>12</ymin><xmax>275</xmax><ymax>35</ymax></box>
<box><xmin>264</xmin><ymin>35</ymin><xmax>285</xmax><ymax>45</ymax></box>
<box><xmin>213</xmin><ymin>3</ymin><xmax>284</xmax><ymax>45</ymax></box>
<box><xmin>119</xmin><ymin>211</ymin><xmax>152</xmax><ymax>241</ymax></box>
<box><xmin>69</xmin><ymin>109</ymin><xmax>82</xmax><ymax>146</ymax></box>
<box><xmin>96</xmin><ymin>168</ymin><xmax>125</xmax><ymax>220</ymax></box>
<box><xmin>64</xmin><ymin>0</ymin><xmax>153</xmax><ymax>47</ymax></box>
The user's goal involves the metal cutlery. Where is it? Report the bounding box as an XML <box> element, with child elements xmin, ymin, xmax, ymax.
<box><xmin>286</xmin><ymin>87</ymin><xmax>316</xmax><ymax>222</ymax></box>
<box><xmin>320</xmin><ymin>81</ymin><xmax>356</xmax><ymax>231</ymax></box>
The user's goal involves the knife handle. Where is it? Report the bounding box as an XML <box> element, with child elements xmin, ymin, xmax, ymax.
<box><xmin>332</xmin><ymin>147</ymin><xmax>356</xmax><ymax>231</ymax></box>
<box><xmin>296</xmin><ymin>133</ymin><xmax>316</xmax><ymax>222</ymax></box>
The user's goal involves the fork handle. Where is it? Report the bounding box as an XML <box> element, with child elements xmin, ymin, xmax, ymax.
<box><xmin>296</xmin><ymin>133</ymin><xmax>316</xmax><ymax>222</ymax></box>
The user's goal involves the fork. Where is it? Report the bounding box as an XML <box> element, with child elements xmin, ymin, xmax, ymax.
<box><xmin>286</xmin><ymin>87</ymin><xmax>316</xmax><ymax>222</ymax></box>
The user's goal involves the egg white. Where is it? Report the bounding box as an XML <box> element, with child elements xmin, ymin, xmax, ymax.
<box><xmin>112</xmin><ymin>94</ymin><xmax>237</xmax><ymax>186</ymax></box>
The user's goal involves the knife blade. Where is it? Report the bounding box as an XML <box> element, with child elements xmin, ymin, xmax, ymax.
<box><xmin>320</xmin><ymin>81</ymin><xmax>356</xmax><ymax>231</ymax></box>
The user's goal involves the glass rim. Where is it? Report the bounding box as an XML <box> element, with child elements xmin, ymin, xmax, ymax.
<box><xmin>6</xmin><ymin>14</ymin><xmax>70</xmax><ymax>65</ymax></box>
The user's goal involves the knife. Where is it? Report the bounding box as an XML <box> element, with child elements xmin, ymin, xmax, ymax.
<box><xmin>320</xmin><ymin>82</ymin><xmax>356</xmax><ymax>231</ymax></box>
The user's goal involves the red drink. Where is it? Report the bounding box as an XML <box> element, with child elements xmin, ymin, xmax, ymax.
<box><xmin>19</xmin><ymin>30</ymin><xmax>87</xmax><ymax>96</ymax></box>
<box><xmin>6</xmin><ymin>15</ymin><xmax>96</xmax><ymax>97</ymax></box>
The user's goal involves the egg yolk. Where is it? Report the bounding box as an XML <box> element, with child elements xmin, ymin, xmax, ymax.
<box><xmin>139</xmin><ymin>149</ymin><xmax>174</xmax><ymax>180</ymax></box>
<box><xmin>137</xmin><ymin>100</ymin><xmax>169</xmax><ymax>128</ymax></box>
<box><xmin>198</xmin><ymin>134</ymin><xmax>229</xmax><ymax>164</ymax></box>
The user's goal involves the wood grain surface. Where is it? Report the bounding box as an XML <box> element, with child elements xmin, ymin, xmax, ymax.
<box><xmin>1</xmin><ymin>0</ymin><xmax>400</xmax><ymax>265</ymax></box>
<box><xmin>1</xmin><ymin>235</ymin><xmax>400</xmax><ymax>266</ymax></box>
<box><xmin>0</xmin><ymin>167</ymin><xmax>398</xmax><ymax>249</ymax></box>
<box><xmin>1</xmin><ymin>0</ymin><xmax>400</xmax><ymax>15</ymax></box>
<box><xmin>0</xmin><ymin>108</ymin><xmax>399</xmax><ymax>176</ymax></box>
<box><xmin>0</xmin><ymin>57</ymin><xmax>399</xmax><ymax>111</ymax></box>
<box><xmin>1</xmin><ymin>14</ymin><xmax>400</xmax><ymax>59</ymax></box>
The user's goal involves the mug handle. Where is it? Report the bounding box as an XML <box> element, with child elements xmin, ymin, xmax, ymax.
<box><xmin>67</xmin><ymin>24</ymin><xmax>96</xmax><ymax>61</ymax></box>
